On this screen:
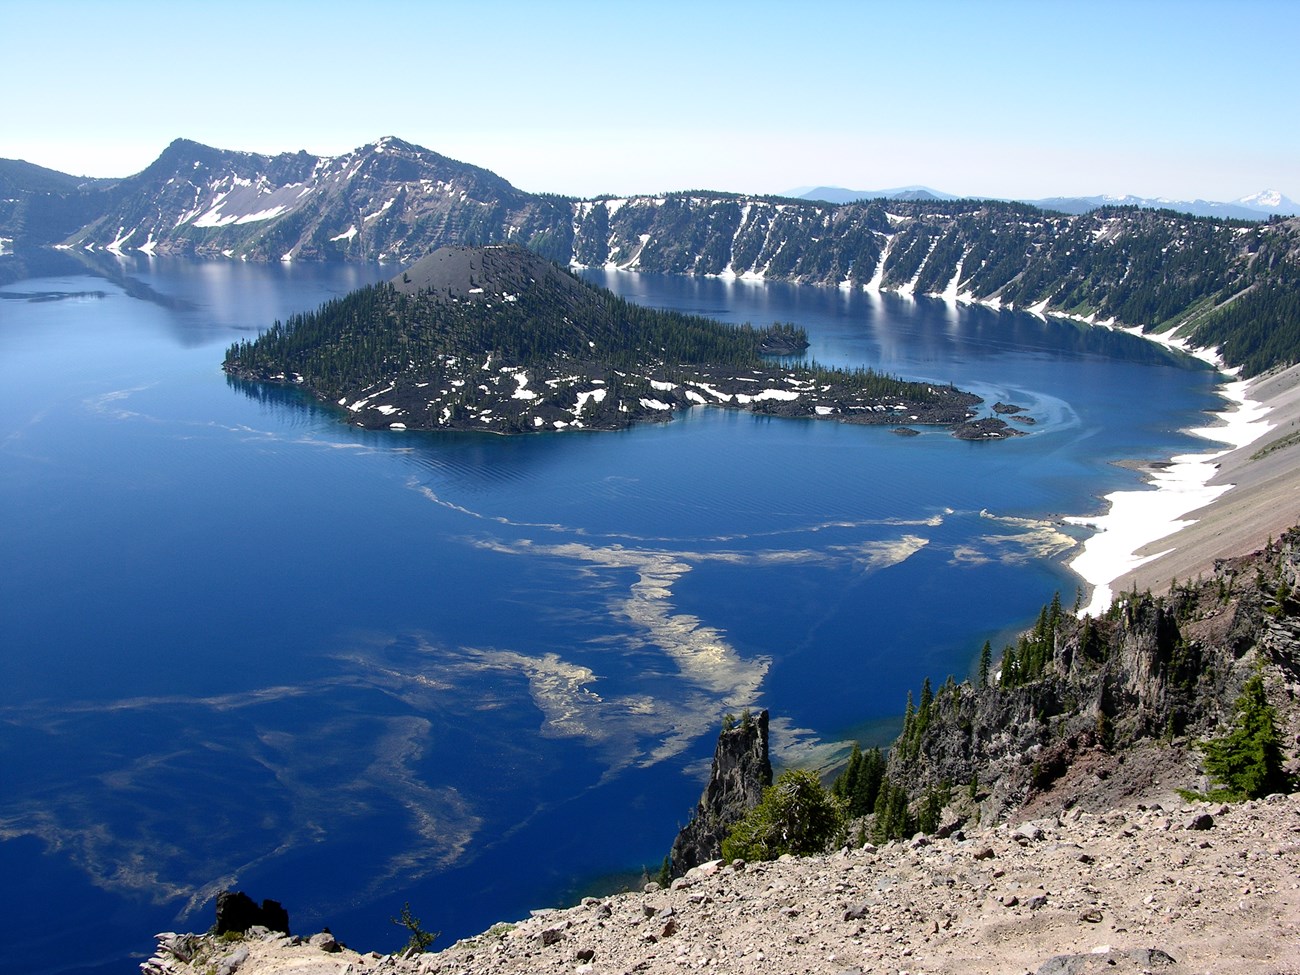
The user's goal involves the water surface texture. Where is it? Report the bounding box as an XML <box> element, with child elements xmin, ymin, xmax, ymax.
<box><xmin>0</xmin><ymin>254</ymin><xmax>1222</xmax><ymax>975</ymax></box>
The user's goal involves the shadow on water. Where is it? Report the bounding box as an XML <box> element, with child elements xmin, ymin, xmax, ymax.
<box><xmin>225</xmin><ymin>371</ymin><xmax>644</xmax><ymax>492</ymax></box>
<box><xmin>67</xmin><ymin>247</ymin><xmax>198</xmax><ymax>310</ymax></box>
<box><xmin>579</xmin><ymin>268</ymin><xmax>1204</xmax><ymax>376</ymax></box>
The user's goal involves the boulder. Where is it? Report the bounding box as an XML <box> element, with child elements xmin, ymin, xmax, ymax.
<box><xmin>1184</xmin><ymin>812</ymin><xmax>1215</xmax><ymax>831</ymax></box>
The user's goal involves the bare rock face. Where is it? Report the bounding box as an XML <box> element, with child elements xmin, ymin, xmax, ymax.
<box><xmin>669</xmin><ymin>710</ymin><xmax>772</xmax><ymax>876</ymax></box>
<box><xmin>886</xmin><ymin>529</ymin><xmax>1300</xmax><ymax>823</ymax></box>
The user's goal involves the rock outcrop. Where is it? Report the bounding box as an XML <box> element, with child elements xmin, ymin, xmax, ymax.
<box><xmin>885</xmin><ymin>528</ymin><xmax>1300</xmax><ymax>825</ymax></box>
<box><xmin>669</xmin><ymin>709</ymin><xmax>772</xmax><ymax>876</ymax></box>
<box><xmin>214</xmin><ymin>890</ymin><xmax>290</xmax><ymax>936</ymax></box>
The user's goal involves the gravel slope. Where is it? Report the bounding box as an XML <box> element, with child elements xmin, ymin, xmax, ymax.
<box><xmin>143</xmin><ymin>791</ymin><xmax>1300</xmax><ymax>975</ymax></box>
<box><xmin>1116</xmin><ymin>362</ymin><xmax>1300</xmax><ymax>598</ymax></box>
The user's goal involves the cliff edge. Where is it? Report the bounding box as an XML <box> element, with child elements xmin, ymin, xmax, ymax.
<box><xmin>669</xmin><ymin>709</ymin><xmax>772</xmax><ymax>877</ymax></box>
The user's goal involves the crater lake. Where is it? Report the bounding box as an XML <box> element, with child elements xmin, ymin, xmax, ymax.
<box><xmin>0</xmin><ymin>250</ymin><xmax>1225</xmax><ymax>975</ymax></box>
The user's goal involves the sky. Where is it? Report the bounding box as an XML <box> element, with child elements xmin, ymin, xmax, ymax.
<box><xmin>4</xmin><ymin>0</ymin><xmax>1297</xmax><ymax>203</ymax></box>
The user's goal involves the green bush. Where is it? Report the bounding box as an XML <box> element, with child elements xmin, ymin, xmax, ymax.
<box><xmin>721</xmin><ymin>769</ymin><xmax>845</xmax><ymax>862</ymax></box>
<box><xmin>1197</xmin><ymin>673</ymin><xmax>1292</xmax><ymax>800</ymax></box>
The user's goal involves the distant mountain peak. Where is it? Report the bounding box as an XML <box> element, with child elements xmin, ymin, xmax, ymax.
<box><xmin>788</xmin><ymin>185</ymin><xmax>956</xmax><ymax>205</ymax></box>
<box><xmin>1238</xmin><ymin>189</ymin><xmax>1288</xmax><ymax>210</ymax></box>
<box><xmin>369</xmin><ymin>135</ymin><xmax>416</xmax><ymax>153</ymax></box>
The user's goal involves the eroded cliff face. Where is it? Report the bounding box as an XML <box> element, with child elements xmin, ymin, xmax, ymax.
<box><xmin>669</xmin><ymin>709</ymin><xmax>772</xmax><ymax>876</ymax></box>
<box><xmin>886</xmin><ymin>530</ymin><xmax>1300</xmax><ymax>824</ymax></box>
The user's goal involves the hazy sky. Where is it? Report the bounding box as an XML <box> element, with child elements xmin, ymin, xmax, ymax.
<box><xmin>5</xmin><ymin>0</ymin><xmax>1296</xmax><ymax>202</ymax></box>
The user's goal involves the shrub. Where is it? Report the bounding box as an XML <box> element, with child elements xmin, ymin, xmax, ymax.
<box><xmin>390</xmin><ymin>902</ymin><xmax>438</xmax><ymax>954</ymax></box>
<box><xmin>721</xmin><ymin>769</ymin><xmax>845</xmax><ymax>862</ymax></box>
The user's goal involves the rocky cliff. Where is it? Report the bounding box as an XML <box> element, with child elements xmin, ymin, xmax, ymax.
<box><xmin>884</xmin><ymin>528</ymin><xmax>1300</xmax><ymax>827</ymax></box>
<box><xmin>668</xmin><ymin>709</ymin><xmax>772</xmax><ymax>876</ymax></box>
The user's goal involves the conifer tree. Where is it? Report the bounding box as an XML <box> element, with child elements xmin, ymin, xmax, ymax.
<box><xmin>1199</xmin><ymin>673</ymin><xmax>1291</xmax><ymax>800</ymax></box>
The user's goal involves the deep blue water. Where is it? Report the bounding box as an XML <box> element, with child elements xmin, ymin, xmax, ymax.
<box><xmin>0</xmin><ymin>251</ymin><xmax>1222</xmax><ymax>975</ymax></box>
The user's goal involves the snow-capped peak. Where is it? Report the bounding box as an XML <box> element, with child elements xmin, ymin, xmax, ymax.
<box><xmin>1238</xmin><ymin>189</ymin><xmax>1283</xmax><ymax>209</ymax></box>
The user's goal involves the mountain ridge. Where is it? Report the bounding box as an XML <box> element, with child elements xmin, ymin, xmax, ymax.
<box><xmin>6</xmin><ymin>136</ymin><xmax>1300</xmax><ymax>375</ymax></box>
<box><xmin>792</xmin><ymin>184</ymin><xmax>1300</xmax><ymax>220</ymax></box>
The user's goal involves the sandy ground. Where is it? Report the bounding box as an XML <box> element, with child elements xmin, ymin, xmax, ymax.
<box><xmin>1114</xmin><ymin>363</ymin><xmax>1300</xmax><ymax>597</ymax></box>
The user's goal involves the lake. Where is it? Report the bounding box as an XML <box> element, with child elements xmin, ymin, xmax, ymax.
<box><xmin>0</xmin><ymin>249</ymin><xmax>1223</xmax><ymax>975</ymax></box>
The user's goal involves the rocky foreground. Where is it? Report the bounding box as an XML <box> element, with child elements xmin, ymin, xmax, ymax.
<box><xmin>145</xmin><ymin>789</ymin><xmax>1299</xmax><ymax>975</ymax></box>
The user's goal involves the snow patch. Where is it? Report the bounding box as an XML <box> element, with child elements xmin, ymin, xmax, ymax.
<box><xmin>1068</xmin><ymin>371</ymin><xmax>1274</xmax><ymax>617</ymax></box>
<box><xmin>939</xmin><ymin>257</ymin><xmax>964</xmax><ymax>302</ymax></box>
<box><xmin>574</xmin><ymin>388</ymin><xmax>608</xmax><ymax>414</ymax></box>
<box><xmin>362</xmin><ymin>197</ymin><xmax>397</xmax><ymax>223</ymax></box>
<box><xmin>733</xmin><ymin>388</ymin><xmax>801</xmax><ymax>404</ymax></box>
<box><xmin>865</xmin><ymin>235</ymin><xmax>893</xmax><ymax>293</ymax></box>
<box><xmin>107</xmin><ymin>224</ymin><xmax>135</xmax><ymax>254</ymax></box>
<box><xmin>511</xmin><ymin>372</ymin><xmax>537</xmax><ymax>400</ymax></box>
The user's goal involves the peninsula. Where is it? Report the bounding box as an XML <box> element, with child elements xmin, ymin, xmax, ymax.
<box><xmin>223</xmin><ymin>245</ymin><xmax>990</xmax><ymax>436</ymax></box>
